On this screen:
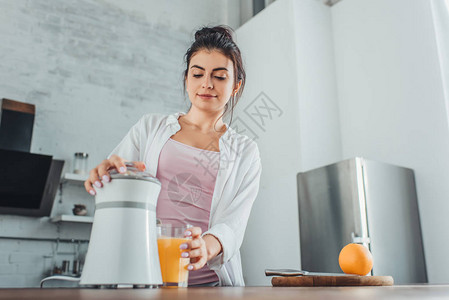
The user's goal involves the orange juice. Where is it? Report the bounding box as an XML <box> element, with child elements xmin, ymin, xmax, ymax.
<box><xmin>157</xmin><ymin>237</ymin><xmax>189</xmax><ymax>285</ymax></box>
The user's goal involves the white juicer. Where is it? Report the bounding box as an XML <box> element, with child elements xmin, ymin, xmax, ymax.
<box><xmin>80</xmin><ymin>164</ymin><xmax>163</xmax><ymax>287</ymax></box>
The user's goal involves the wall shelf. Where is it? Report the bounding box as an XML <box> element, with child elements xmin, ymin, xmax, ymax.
<box><xmin>51</xmin><ymin>215</ymin><xmax>93</xmax><ymax>223</ymax></box>
<box><xmin>63</xmin><ymin>173</ymin><xmax>89</xmax><ymax>183</ymax></box>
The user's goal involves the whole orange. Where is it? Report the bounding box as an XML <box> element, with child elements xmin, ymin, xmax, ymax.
<box><xmin>338</xmin><ymin>243</ymin><xmax>373</xmax><ymax>276</ymax></box>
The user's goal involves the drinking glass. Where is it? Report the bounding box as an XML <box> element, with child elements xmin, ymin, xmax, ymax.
<box><xmin>157</xmin><ymin>224</ymin><xmax>191</xmax><ymax>287</ymax></box>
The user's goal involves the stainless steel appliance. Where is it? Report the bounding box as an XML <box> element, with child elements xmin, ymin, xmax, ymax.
<box><xmin>80</xmin><ymin>164</ymin><xmax>163</xmax><ymax>287</ymax></box>
<box><xmin>297</xmin><ymin>157</ymin><xmax>427</xmax><ymax>284</ymax></box>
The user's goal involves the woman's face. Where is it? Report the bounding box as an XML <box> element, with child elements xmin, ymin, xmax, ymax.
<box><xmin>185</xmin><ymin>50</ymin><xmax>238</xmax><ymax>114</ymax></box>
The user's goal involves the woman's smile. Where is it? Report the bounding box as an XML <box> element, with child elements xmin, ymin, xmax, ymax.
<box><xmin>197</xmin><ymin>93</ymin><xmax>217</xmax><ymax>100</ymax></box>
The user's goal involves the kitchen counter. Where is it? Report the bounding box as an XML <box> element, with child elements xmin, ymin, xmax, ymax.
<box><xmin>0</xmin><ymin>286</ymin><xmax>448</xmax><ymax>300</ymax></box>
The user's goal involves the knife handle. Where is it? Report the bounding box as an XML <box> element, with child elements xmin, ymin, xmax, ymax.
<box><xmin>265</xmin><ymin>269</ymin><xmax>307</xmax><ymax>277</ymax></box>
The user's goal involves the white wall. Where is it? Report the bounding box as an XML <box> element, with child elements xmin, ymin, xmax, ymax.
<box><xmin>430</xmin><ymin>0</ymin><xmax>449</xmax><ymax>116</ymax></box>
<box><xmin>292</xmin><ymin>0</ymin><xmax>342</xmax><ymax>170</ymax></box>
<box><xmin>332</xmin><ymin>0</ymin><xmax>449</xmax><ymax>283</ymax></box>
<box><xmin>235</xmin><ymin>0</ymin><xmax>341</xmax><ymax>286</ymax></box>
<box><xmin>104</xmin><ymin>0</ymin><xmax>240</xmax><ymax>31</ymax></box>
<box><xmin>239</xmin><ymin>0</ymin><xmax>254</xmax><ymax>26</ymax></box>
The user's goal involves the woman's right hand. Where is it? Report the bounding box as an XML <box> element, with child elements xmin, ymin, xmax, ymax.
<box><xmin>84</xmin><ymin>154</ymin><xmax>146</xmax><ymax>196</ymax></box>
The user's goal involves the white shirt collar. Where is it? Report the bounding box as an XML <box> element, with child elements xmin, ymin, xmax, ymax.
<box><xmin>165</xmin><ymin>111</ymin><xmax>233</xmax><ymax>141</ymax></box>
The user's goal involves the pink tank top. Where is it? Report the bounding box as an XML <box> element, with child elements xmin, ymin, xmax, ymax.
<box><xmin>156</xmin><ymin>138</ymin><xmax>220</xmax><ymax>285</ymax></box>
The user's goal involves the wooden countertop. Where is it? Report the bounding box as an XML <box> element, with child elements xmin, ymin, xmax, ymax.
<box><xmin>0</xmin><ymin>286</ymin><xmax>448</xmax><ymax>300</ymax></box>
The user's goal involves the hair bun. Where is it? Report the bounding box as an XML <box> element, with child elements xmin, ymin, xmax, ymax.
<box><xmin>194</xmin><ymin>26</ymin><xmax>234</xmax><ymax>42</ymax></box>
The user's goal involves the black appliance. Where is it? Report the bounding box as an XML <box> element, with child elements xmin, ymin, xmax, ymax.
<box><xmin>0</xmin><ymin>149</ymin><xmax>64</xmax><ymax>217</ymax></box>
<box><xmin>0</xmin><ymin>98</ymin><xmax>64</xmax><ymax>217</ymax></box>
<box><xmin>0</xmin><ymin>98</ymin><xmax>35</xmax><ymax>152</ymax></box>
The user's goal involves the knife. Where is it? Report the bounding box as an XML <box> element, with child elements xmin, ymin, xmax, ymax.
<box><xmin>265</xmin><ymin>268</ymin><xmax>353</xmax><ymax>277</ymax></box>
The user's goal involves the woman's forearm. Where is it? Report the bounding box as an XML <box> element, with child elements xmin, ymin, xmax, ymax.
<box><xmin>203</xmin><ymin>234</ymin><xmax>223</xmax><ymax>261</ymax></box>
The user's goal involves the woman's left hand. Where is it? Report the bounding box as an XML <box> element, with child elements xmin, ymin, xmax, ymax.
<box><xmin>181</xmin><ymin>227</ymin><xmax>207</xmax><ymax>271</ymax></box>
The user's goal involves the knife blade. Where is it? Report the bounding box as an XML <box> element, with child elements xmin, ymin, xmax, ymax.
<box><xmin>265</xmin><ymin>268</ymin><xmax>352</xmax><ymax>277</ymax></box>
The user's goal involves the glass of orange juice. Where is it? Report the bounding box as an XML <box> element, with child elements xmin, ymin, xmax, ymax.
<box><xmin>157</xmin><ymin>224</ymin><xmax>191</xmax><ymax>287</ymax></box>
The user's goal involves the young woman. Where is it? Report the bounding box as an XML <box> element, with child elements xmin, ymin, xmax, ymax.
<box><xmin>84</xmin><ymin>26</ymin><xmax>262</xmax><ymax>287</ymax></box>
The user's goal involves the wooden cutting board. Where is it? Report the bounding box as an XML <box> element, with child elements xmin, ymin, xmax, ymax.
<box><xmin>272</xmin><ymin>275</ymin><xmax>394</xmax><ymax>287</ymax></box>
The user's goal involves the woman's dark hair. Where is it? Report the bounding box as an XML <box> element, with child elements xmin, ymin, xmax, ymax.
<box><xmin>183</xmin><ymin>25</ymin><xmax>246</xmax><ymax>131</ymax></box>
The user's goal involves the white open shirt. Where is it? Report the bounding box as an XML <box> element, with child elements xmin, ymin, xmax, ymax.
<box><xmin>109</xmin><ymin>111</ymin><xmax>262</xmax><ymax>286</ymax></box>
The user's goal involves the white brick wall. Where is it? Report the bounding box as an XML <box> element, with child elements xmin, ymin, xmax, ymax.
<box><xmin>0</xmin><ymin>0</ymin><xmax>233</xmax><ymax>287</ymax></box>
<box><xmin>0</xmin><ymin>238</ymin><xmax>89</xmax><ymax>287</ymax></box>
